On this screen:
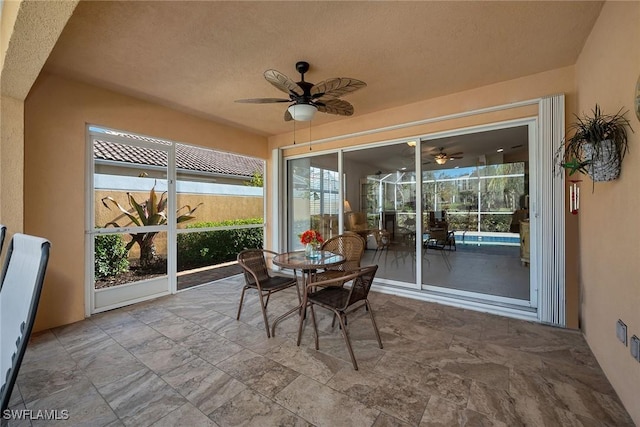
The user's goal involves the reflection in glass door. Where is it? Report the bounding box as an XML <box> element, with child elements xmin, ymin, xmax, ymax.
<box><xmin>287</xmin><ymin>154</ymin><xmax>340</xmax><ymax>250</ymax></box>
<box><xmin>344</xmin><ymin>144</ymin><xmax>417</xmax><ymax>284</ymax></box>
<box><xmin>420</xmin><ymin>127</ymin><xmax>531</xmax><ymax>304</ymax></box>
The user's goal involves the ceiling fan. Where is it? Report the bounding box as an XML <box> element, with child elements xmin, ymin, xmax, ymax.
<box><xmin>235</xmin><ymin>61</ymin><xmax>366</xmax><ymax>122</ymax></box>
<box><xmin>431</xmin><ymin>147</ymin><xmax>463</xmax><ymax>165</ymax></box>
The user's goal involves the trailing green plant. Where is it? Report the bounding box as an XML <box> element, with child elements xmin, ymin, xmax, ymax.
<box><xmin>557</xmin><ymin>104</ymin><xmax>633</xmax><ymax>179</ymax></box>
<box><xmin>102</xmin><ymin>182</ymin><xmax>202</xmax><ymax>269</ymax></box>
<box><xmin>177</xmin><ymin>218</ymin><xmax>263</xmax><ymax>270</ymax></box>
<box><xmin>94</xmin><ymin>233</ymin><xmax>129</xmax><ymax>279</ymax></box>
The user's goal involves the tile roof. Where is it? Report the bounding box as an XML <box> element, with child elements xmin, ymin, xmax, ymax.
<box><xmin>93</xmin><ymin>132</ymin><xmax>263</xmax><ymax>178</ymax></box>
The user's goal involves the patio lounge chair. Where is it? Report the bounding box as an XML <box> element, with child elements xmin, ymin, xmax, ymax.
<box><xmin>1</xmin><ymin>233</ymin><xmax>51</xmax><ymax>411</ymax></box>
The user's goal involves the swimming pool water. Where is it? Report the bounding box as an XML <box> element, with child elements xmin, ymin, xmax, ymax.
<box><xmin>455</xmin><ymin>233</ymin><xmax>520</xmax><ymax>245</ymax></box>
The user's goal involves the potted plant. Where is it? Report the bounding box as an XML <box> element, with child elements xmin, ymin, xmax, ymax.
<box><xmin>558</xmin><ymin>104</ymin><xmax>633</xmax><ymax>182</ymax></box>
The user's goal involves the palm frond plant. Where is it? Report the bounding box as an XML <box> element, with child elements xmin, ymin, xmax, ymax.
<box><xmin>102</xmin><ymin>182</ymin><xmax>202</xmax><ymax>269</ymax></box>
<box><xmin>557</xmin><ymin>104</ymin><xmax>633</xmax><ymax>183</ymax></box>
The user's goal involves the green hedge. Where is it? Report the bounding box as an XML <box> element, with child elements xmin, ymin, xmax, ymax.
<box><xmin>177</xmin><ymin>218</ymin><xmax>263</xmax><ymax>270</ymax></box>
<box><xmin>448</xmin><ymin>213</ymin><xmax>512</xmax><ymax>233</ymax></box>
<box><xmin>95</xmin><ymin>234</ymin><xmax>129</xmax><ymax>279</ymax></box>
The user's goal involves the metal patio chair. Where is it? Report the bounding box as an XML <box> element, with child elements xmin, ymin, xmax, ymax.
<box><xmin>237</xmin><ymin>249</ymin><xmax>300</xmax><ymax>338</ymax></box>
<box><xmin>296</xmin><ymin>265</ymin><xmax>382</xmax><ymax>370</ymax></box>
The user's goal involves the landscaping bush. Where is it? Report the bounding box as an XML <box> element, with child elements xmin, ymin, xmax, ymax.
<box><xmin>447</xmin><ymin>213</ymin><xmax>512</xmax><ymax>233</ymax></box>
<box><xmin>95</xmin><ymin>234</ymin><xmax>129</xmax><ymax>279</ymax></box>
<box><xmin>479</xmin><ymin>214</ymin><xmax>512</xmax><ymax>232</ymax></box>
<box><xmin>177</xmin><ymin>218</ymin><xmax>263</xmax><ymax>270</ymax></box>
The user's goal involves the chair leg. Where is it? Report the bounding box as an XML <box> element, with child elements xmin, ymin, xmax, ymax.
<box><xmin>264</xmin><ymin>291</ymin><xmax>271</xmax><ymax>308</ymax></box>
<box><xmin>257</xmin><ymin>292</ymin><xmax>271</xmax><ymax>338</ymax></box>
<box><xmin>365</xmin><ymin>300</ymin><xmax>383</xmax><ymax>349</ymax></box>
<box><xmin>236</xmin><ymin>286</ymin><xmax>248</xmax><ymax>320</ymax></box>
<box><xmin>294</xmin><ymin>272</ymin><xmax>302</xmax><ymax>304</ymax></box>
<box><xmin>309</xmin><ymin>304</ymin><xmax>319</xmax><ymax>350</ymax></box>
<box><xmin>296</xmin><ymin>296</ymin><xmax>309</xmax><ymax>346</ymax></box>
<box><xmin>335</xmin><ymin>310</ymin><xmax>358</xmax><ymax>370</ymax></box>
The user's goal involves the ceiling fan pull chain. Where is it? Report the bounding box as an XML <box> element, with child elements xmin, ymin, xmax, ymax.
<box><xmin>309</xmin><ymin>121</ymin><xmax>312</xmax><ymax>151</ymax></box>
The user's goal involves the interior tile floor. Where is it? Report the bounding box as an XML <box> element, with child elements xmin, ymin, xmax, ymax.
<box><xmin>8</xmin><ymin>275</ymin><xmax>633</xmax><ymax>426</ymax></box>
<box><xmin>362</xmin><ymin>243</ymin><xmax>530</xmax><ymax>301</ymax></box>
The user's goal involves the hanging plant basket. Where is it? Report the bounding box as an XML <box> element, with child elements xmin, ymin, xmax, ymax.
<box><xmin>557</xmin><ymin>104</ymin><xmax>633</xmax><ymax>185</ymax></box>
<box><xmin>583</xmin><ymin>139</ymin><xmax>621</xmax><ymax>182</ymax></box>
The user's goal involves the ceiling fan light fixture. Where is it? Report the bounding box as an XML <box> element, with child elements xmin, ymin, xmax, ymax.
<box><xmin>434</xmin><ymin>154</ymin><xmax>448</xmax><ymax>165</ymax></box>
<box><xmin>287</xmin><ymin>104</ymin><xmax>317</xmax><ymax>121</ymax></box>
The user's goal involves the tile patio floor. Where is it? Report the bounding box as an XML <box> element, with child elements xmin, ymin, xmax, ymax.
<box><xmin>7</xmin><ymin>274</ymin><xmax>634</xmax><ymax>426</ymax></box>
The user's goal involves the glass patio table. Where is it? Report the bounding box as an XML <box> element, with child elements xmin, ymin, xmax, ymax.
<box><xmin>270</xmin><ymin>250</ymin><xmax>345</xmax><ymax>336</ymax></box>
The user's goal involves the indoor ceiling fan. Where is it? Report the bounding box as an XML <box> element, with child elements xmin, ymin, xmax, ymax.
<box><xmin>430</xmin><ymin>147</ymin><xmax>464</xmax><ymax>165</ymax></box>
<box><xmin>235</xmin><ymin>61</ymin><xmax>366</xmax><ymax>122</ymax></box>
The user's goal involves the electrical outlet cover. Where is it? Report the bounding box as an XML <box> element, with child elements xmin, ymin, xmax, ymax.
<box><xmin>631</xmin><ymin>335</ymin><xmax>640</xmax><ymax>362</ymax></box>
<box><xmin>616</xmin><ymin>320</ymin><xmax>627</xmax><ymax>346</ymax></box>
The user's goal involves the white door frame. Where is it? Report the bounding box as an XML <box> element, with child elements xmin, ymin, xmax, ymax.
<box><xmin>85</xmin><ymin>126</ymin><xmax>175</xmax><ymax>315</ymax></box>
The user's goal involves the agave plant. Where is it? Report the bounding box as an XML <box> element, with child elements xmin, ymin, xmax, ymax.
<box><xmin>102</xmin><ymin>183</ymin><xmax>202</xmax><ymax>269</ymax></box>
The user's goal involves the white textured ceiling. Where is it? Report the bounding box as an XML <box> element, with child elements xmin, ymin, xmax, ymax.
<box><xmin>44</xmin><ymin>1</ymin><xmax>603</xmax><ymax>137</ymax></box>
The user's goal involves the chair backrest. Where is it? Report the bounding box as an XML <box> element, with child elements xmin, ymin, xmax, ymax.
<box><xmin>309</xmin><ymin>265</ymin><xmax>378</xmax><ymax>312</ymax></box>
<box><xmin>321</xmin><ymin>234</ymin><xmax>365</xmax><ymax>272</ymax></box>
<box><xmin>1</xmin><ymin>233</ymin><xmax>51</xmax><ymax>412</ymax></box>
<box><xmin>237</xmin><ymin>249</ymin><xmax>273</xmax><ymax>285</ymax></box>
<box><xmin>345</xmin><ymin>265</ymin><xmax>378</xmax><ymax>308</ymax></box>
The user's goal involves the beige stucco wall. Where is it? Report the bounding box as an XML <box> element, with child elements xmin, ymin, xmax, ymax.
<box><xmin>269</xmin><ymin>65</ymin><xmax>581</xmax><ymax>329</ymax></box>
<box><xmin>574</xmin><ymin>2</ymin><xmax>640</xmax><ymax>424</ymax></box>
<box><xmin>0</xmin><ymin>2</ymin><xmax>24</xmax><ymax>239</ymax></box>
<box><xmin>0</xmin><ymin>0</ymin><xmax>77</xmax><ymax>246</ymax></box>
<box><xmin>0</xmin><ymin>96</ymin><xmax>24</xmax><ymax>237</ymax></box>
<box><xmin>96</xmin><ymin>191</ymin><xmax>263</xmax><ymax>229</ymax></box>
<box><xmin>25</xmin><ymin>72</ymin><xmax>268</xmax><ymax>331</ymax></box>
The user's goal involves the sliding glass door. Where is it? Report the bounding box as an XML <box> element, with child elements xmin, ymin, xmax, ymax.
<box><xmin>283</xmin><ymin>122</ymin><xmax>535</xmax><ymax>309</ymax></box>
<box><xmin>420</xmin><ymin>144</ymin><xmax>530</xmax><ymax>303</ymax></box>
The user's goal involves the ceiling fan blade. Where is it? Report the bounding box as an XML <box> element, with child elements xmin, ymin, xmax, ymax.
<box><xmin>264</xmin><ymin>69</ymin><xmax>303</xmax><ymax>96</ymax></box>
<box><xmin>448</xmin><ymin>152</ymin><xmax>464</xmax><ymax>157</ymax></box>
<box><xmin>315</xmin><ymin>98</ymin><xmax>354</xmax><ymax>116</ymax></box>
<box><xmin>284</xmin><ymin>109</ymin><xmax>293</xmax><ymax>122</ymax></box>
<box><xmin>401</xmin><ymin>146</ymin><xmax>415</xmax><ymax>157</ymax></box>
<box><xmin>235</xmin><ymin>98</ymin><xmax>291</xmax><ymax>104</ymax></box>
<box><xmin>311</xmin><ymin>78</ymin><xmax>367</xmax><ymax>99</ymax></box>
<box><xmin>450</xmin><ymin>155</ymin><xmax>463</xmax><ymax>160</ymax></box>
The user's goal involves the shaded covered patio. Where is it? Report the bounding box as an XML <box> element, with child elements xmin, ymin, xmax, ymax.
<box><xmin>10</xmin><ymin>275</ymin><xmax>633</xmax><ymax>426</ymax></box>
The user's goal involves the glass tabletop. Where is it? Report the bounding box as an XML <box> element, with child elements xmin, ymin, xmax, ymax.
<box><xmin>272</xmin><ymin>250</ymin><xmax>345</xmax><ymax>270</ymax></box>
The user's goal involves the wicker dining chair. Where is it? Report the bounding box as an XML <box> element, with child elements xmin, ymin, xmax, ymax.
<box><xmin>236</xmin><ymin>249</ymin><xmax>300</xmax><ymax>338</ymax></box>
<box><xmin>296</xmin><ymin>265</ymin><xmax>382</xmax><ymax>370</ymax></box>
<box><xmin>316</xmin><ymin>233</ymin><xmax>366</xmax><ymax>281</ymax></box>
